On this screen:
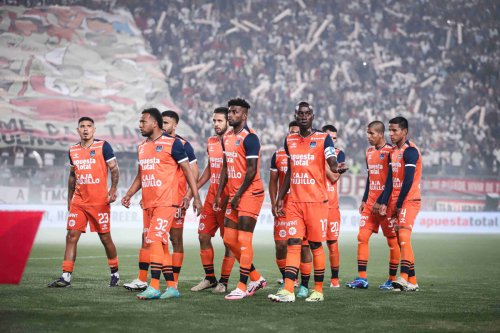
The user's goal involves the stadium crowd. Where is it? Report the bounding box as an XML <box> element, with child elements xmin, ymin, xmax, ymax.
<box><xmin>1</xmin><ymin>0</ymin><xmax>499</xmax><ymax>188</ymax></box>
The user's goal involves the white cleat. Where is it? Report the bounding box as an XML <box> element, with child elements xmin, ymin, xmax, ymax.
<box><xmin>406</xmin><ymin>282</ymin><xmax>420</xmax><ymax>292</ymax></box>
<box><xmin>247</xmin><ymin>276</ymin><xmax>267</xmax><ymax>296</ymax></box>
<box><xmin>212</xmin><ymin>283</ymin><xmax>227</xmax><ymax>294</ymax></box>
<box><xmin>224</xmin><ymin>288</ymin><xmax>247</xmax><ymax>300</ymax></box>
<box><xmin>123</xmin><ymin>279</ymin><xmax>148</xmax><ymax>291</ymax></box>
<box><xmin>268</xmin><ymin>289</ymin><xmax>295</xmax><ymax>303</ymax></box>
<box><xmin>190</xmin><ymin>279</ymin><xmax>217</xmax><ymax>292</ymax></box>
<box><xmin>391</xmin><ymin>277</ymin><xmax>409</xmax><ymax>291</ymax></box>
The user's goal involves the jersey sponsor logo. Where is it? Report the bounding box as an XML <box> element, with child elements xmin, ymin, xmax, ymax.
<box><xmin>291</xmin><ymin>172</ymin><xmax>316</xmax><ymax>185</ymax></box>
<box><xmin>156</xmin><ymin>145</ymin><xmax>163</xmax><ymax>152</ymax></box>
<box><xmin>210</xmin><ymin>173</ymin><xmax>221</xmax><ymax>184</ymax></box>
<box><xmin>139</xmin><ymin>157</ymin><xmax>160</xmax><ymax>170</ymax></box>
<box><xmin>225</xmin><ymin>151</ymin><xmax>238</xmax><ymax>163</ymax></box>
<box><xmin>227</xmin><ymin>165</ymin><xmax>243</xmax><ymax>179</ymax></box>
<box><xmin>369</xmin><ymin>180</ymin><xmax>384</xmax><ymax>191</ymax></box>
<box><xmin>141</xmin><ymin>174</ymin><xmax>162</xmax><ymax>188</ymax></box>
<box><xmin>290</xmin><ymin>153</ymin><xmax>315</xmax><ymax>166</ymax></box>
<box><xmin>77</xmin><ymin>173</ymin><xmax>100</xmax><ymax>184</ymax></box>
<box><xmin>209</xmin><ymin>156</ymin><xmax>223</xmax><ymax>169</ymax></box>
<box><xmin>368</xmin><ymin>164</ymin><xmax>384</xmax><ymax>175</ymax></box>
<box><xmin>73</xmin><ymin>158</ymin><xmax>96</xmax><ymax>170</ymax></box>
<box><xmin>288</xmin><ymin>142</ymin><xmax>298</xmax><ymax>149</ymax></box>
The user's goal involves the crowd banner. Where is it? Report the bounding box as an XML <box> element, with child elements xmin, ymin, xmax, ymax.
<box><xmin>0</xmin><ymin>6</ymin><xmax>185</xmax><ymax>152</ymax></box>
<box><xmin>1</xmin><ymin>204</ymin><xmax>499</xmax><ymax>234</ymax></box>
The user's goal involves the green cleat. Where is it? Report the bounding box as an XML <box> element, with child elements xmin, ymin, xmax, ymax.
<box><xmin>296</xmin><ymin>285</ymin><xmax>309</xmax><ymax>298</ymax></box>
<box><xmin>305</xmin><ymin>290</ymin><xmax>324</xmax><ymax>302</ymax></box>
<box><xmin>160</xmin><ymin>286</ymin><xmax>181</xmax><ymax>299</ymax></box>
<box><xmin>136</xmin><ymin>286</ymin><xmax>161</xmax><ymax>300</ymax></box>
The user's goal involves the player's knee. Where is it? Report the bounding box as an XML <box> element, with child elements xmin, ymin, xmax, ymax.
<box><xmin>198</xmin><ymin>233</ymin><xmax>212</xmax><ymax>248</ymax></box>
<box><xmin>358</xmin><ymin>230</ymin><xmax>371</xmax><ymax>244</ymax></box>
<box><xmin>287</xmin><ymin>238</ymin><xmax>302</xmax><ymax>246</ymax></box>
<box><xmin>66</xmin><ymin>231</ymin><xmax>79</xmax><ymax>243</ymax></box>
<box><xmin>308</xmin><ymin>241</ymin><xmax>322</xmax><ymax>250</ymax></box>
<box><xmin>275</xmin><ymin>241</ymin><xmax>287</xmax><ymax>255</ymax></box>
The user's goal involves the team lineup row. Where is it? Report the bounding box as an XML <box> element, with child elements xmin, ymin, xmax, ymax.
<box><xmin>48</xmin><ymin>98</ymin><xmax>422</xmax><ymax>302</ymax></box>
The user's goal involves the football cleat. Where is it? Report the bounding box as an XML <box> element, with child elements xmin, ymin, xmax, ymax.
<box><xmin>276</xmin><ymin>278</ymin><xmax>284</xmax><ymax>284</ymax></box>
<box><xmin>391</xmin><ymin>277</ymin><xmax>409</xmax><ymax>291</ymax></box>
<box><xmin>330</xmin><ymin>279</ymin><xmax>340</xmax><ymax>288</ymax></box>
<box><xmin>268</xmin><ymin>289</ymin><xmax>295</xmax><ymax>303</ymax></box>
<box><xmin>47</xmin><ymin>277</ymin><xmax>71</xmax><ymax>288</ymax></box>
<box><xmin>296</xmin><ymin>285</ymin><xmax>309</xmax><ymax>298</ymax></box>
<box><xmin>305</xmin><ymin>290</ymin><xmax>324</xmax><ymax>302</ymax></box>
<box><xmin>224</xmin><ymin>288</ymin><xmax>247</xmax><ymax>300</ymax></box>
<box><xmin>109</xmin><ymin>274</ymin><xmax>120</xmax><ymax>287</ymax></box>
<box><xmin>378</xmin><ymin>279</ymin><xmax>394</xmax><ymax>290</ymax></box>
<box><xmin>123</xmin><ymin>279</ymin><xmax>148</xmax><ymax>291</ymax></box>
<box><xmin>190</xmin><ymin>279</ymin><xmax>217</xmax><ymax>292</ymax></box>
<box><xmin>136</xmin><ymin>286</ymin><xmax>161</xmax><ymax>300</ymax></box>
<box><xmin>212</xmin><ymin>283</ymin><xmax>227</xmax><ymax>294</ymax></box>
<box><xmin>246</xmin><ymin>276</ymin><xmax>267</xmax><ymax>296</ymax></box>
<box><xmin>346</xmin><ymin>277</ymin><xmax>369</xmax><ymax>289</ymax></box>
<box><xmin>406</xmin><ymin>282</ymin><xmax>420</xmax><ymax>292</ymax></box>
<box><xmin>160</xmin><ymin>287</ymin><xmax>181</xmax><ymax>299</ymax></box>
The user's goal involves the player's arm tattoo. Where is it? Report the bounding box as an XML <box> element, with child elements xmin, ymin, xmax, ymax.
<box><xmin>108</xmin><ymin>159</ymin><xmax>119</xmax><ymax>189</ymax></box>
<box><xmin>234</xmin><ymin>158</ymin><xmax>258</xmax><ymax>198</ymax></box>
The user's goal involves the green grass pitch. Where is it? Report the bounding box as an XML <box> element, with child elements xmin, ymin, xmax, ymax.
<box><xmin>1</xmin><ymin>233</ymin><xmax>499</xmax><ymax>332</ymax></box>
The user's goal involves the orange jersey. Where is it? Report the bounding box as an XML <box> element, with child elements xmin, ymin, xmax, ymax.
<box><xmin>222</xmin><ymin>125</ymin><xmax>264</xmax><ymax>197</ymax></box>
<box><xmin>270</xmin><ymin>148</ymin><xmax>289</xmax><ymax>199</ymax></box>
<box><xmin>138</xmin><ymin>134</ymin><xmax>188</xmax><ymax>209</ymax></box>
<box><xmin>285</xmin><ymin>130</ymin><xmax>336</xmax><ymax>203</ymax></box>
<box><xmin>173</xmin><ymin>135</ymin><xmax>197</xmax><ymax>205</ymax></box>
<box><xmin>390</xmin><ymin>140</ymin><xmax>422</xmax><ymax>205</ymax></box>
<box><xmin>365</xmin><ymin>143</ymin><xmax>392</xmax><ymax>207</ymax></box>
<box><xmin>326</xmin><ymin>148</ymin><xmax>345</xmax><ymax>208</ymax></box>
<box><xmin>205</xmin><ymin>135</ymin><xmax>225</xmax><ymax>203</ymax></box>
<box><xmin>69</xmin><ymin>140</ymin><xmax>115</xmax><ymax>206</ymax></box>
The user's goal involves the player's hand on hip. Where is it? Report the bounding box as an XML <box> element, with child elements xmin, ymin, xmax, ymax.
<box><xmin>359</xmin><ymin>201</ymin><xmax>366</xmax><ymax>215</ymax></box>
<box><xmin>121</xmin><ymin>195</ymin><xmax>131</xmax><ymax>208</ymax></box>
<box><xmin>108</xmin><ymin>188</ymin><xmax>117</xmax><ymax>203</ymax></box>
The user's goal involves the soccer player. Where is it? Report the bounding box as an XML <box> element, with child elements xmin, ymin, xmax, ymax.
<box><xmin>162</xmin><ymin>110</ymin><xmax>199</xmax><ymax>285</ymax></box>
<box><xmin>191</xmin><ymin>107</ymin><xmax>235</xmax><ymax>293</ymax></box>
<box><xmin>270</xmin><ymin>121</ymin><xmax>312</xmax><ymax>298</ymax></box>
<box><xmin>322</xmin><ymin>125</ymin><xmax>346</xmax><ymax>288</ymax></box>
<box><xmin>345</xmin><ymin>121</ymin><xmax>400</xmax><ymax>290</ymax></box>
<box><xmin>268</xmin><ymin>101</ymin><xmax>347</xmax><ymax>303</ymax></box>
<box><xmin>378</xmin><ymin>116</ymin><xmax>421</xmax><ymax>292</ymax></box>
<box><xmin>48</xmin><ymin>117</ymin><xmax>120</xmax><ymax>288</ymax></box>
<box><xmin>121</xmin><ymin>108</ymin><xmax>202</xmax><ymax>300</ymax></box>
<box><xmin>213</xmin><ymin>98</ymin><xmax>267</xmax><ymax>300</ymax></box>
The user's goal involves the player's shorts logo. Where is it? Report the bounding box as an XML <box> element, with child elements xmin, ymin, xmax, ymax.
<box><xmin>279</xmin><ymin>230</ymin><xmax>287</xmax><ymax>238</ymax></box>
<box><xmin>226</xmin><ymin>208</ymin><xmax>231</xmax><ymax>215</ymax></box>
<box><xmin>288</xmin><ymin>227</ymin><xmax>297</xmax><ymax>236</ymax></box>
<box><xmin>90</xmin><ymin>150</ymin><xmax>95</xmax><ymax>157</ymax></box>
<box><xmin>68</xmin><ymin>219</ymin><xmax>76</xmax><ymax>227</ymax></box>
<box><xmin>199</xmin><ymin>223</ymin><xmax>205</xmax><ymax>231</ymax></box>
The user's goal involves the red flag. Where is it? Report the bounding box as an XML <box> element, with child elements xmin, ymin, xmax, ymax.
<box><xmin>0</xmin><ymin>211</ymin><xmax>43</xmax><ymax>284</ymax></box>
